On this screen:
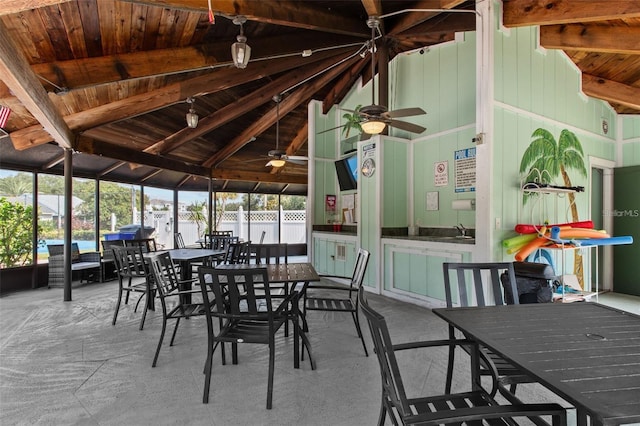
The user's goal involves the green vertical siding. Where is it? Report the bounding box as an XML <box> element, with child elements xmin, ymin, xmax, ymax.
<box><xmin>382</xmin><ymin>141</ymin><xmax>408</xmax><ymax>227</ymax></box>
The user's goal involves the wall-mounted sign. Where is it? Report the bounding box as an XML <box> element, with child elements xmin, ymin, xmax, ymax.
<box><xmin>454</xmin><ymin>148</ymin><xmax>476</xmax><ymax>193</ymax></box>
<box><xmin>363</xmin><ymin>142</ymin><xmax>376</xmax><ymax>159</ymax></box>
<box><xmin>325</xmin><ymin>194</ymin><xmax>336</xmax><ymax>212</ymax></box>
<box><xmin>434</xmin><ymin>161</ymin><xmax>448</xmax><ymax>186</ymax></box>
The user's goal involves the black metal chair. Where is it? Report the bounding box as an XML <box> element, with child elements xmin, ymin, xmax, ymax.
<box><xmin>124</xmin><ymin>237</ymin><xmax>157</xmax><ymax>253</ymax></box>
<box><xmin>358</xmin><ymin>287</ymin><xmax>567</xmax><ymax>426</ymax></box>
<box><xmin>221</xmin><ymin>241</ymin><xmax>250</xmax><ymax>265</ymax></box>
<box><xmin>147</xmin><ymin>251</ymin><xmax>207</xmax><ymax>367</ymax></box>
<box><xmin>198</xmin><ymin>266</ymin><xmax>312</xmax><ymax>408</ymax></box>
<box><xmin>174</xmin><ymin>232</ymin><xmax>185</xmax><ymax>248</ymax></box>
<box><xmin>442</xmin><ymin>262</ymin><xmax>535</xmax><ymax>402</ymax></box>
<box><xmin>303</xmin><ymin>248</ymin><xmax>370</xmax><ymax>356</ymax></box>
<box><xmin>111</xmin><ymin>246</ymin><xmax>152</xmax><ymax>330</ymax></box>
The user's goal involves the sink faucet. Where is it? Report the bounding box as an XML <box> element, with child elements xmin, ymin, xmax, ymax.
<box><xmin>455</xmin><ymin>224</ymin><xmax>466</xmax><ymax>237</ymax></box>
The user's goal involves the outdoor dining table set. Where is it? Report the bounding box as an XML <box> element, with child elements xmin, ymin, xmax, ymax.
<box><xmin>112</xmin><ymin>244</ymin><xmax>323</xmax><ymax>409</ymax></box>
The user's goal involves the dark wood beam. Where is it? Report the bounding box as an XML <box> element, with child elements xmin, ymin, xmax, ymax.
<box><xmin>0</xmin><ymin>20</ymin><xmax>75</xmax><ymax>149</ymax></box>
<box><xmin>212</xmin><ymin>168</ymin><xmax>307</xmax><ymax>185</ymax></box>
<box><xmin>322</xmin><ymin>58</ymin><xmax>370</xmax><ymax>114</ymax></box>
<box><xmin>203</xmin><ymin>55</ymin><xmax>358</xmax><ymax>168</ymax></box>
<box><xmin>32</xmin><ymin>33</ymin><xmax>363</xmax><ymax>91</ymax></box>
<box><xmin>0</xmin><ymin>0</ymin><xmax>72</xmax><ymax>15</ymax></box>
<box><xmin>540</xmin><ymin>24</ymin><xmax>640</xmax><ymax>54</ymax></box>
<box><xmin>9</xmin><ymin>49</ymin><xmax>349</xmax><ymax>150</ymax></box>
<box><xmin>125</xmin><ymin>0</ymin><xmax>369</xmax><ymax>38</ymax></box>
<box><xmin>395</xmin><ymin>9</ymin><xmax>476</xmax><ymax>37</ymax></box>
<box><xmin>582</xmin><ymin>73</ymin><xmax>640</xmax><ymax>111</ymax></box>
<box><xmin>145</xmin><ymin>53</ymin><xmax>354</xmax><ymax>155</ymax></box>
<box><xmin>76</xmin><ymin>136</ymin><xmax>211</xmax><ymax>176</ymax></box>
<box><xmin>503</xmin><ymin>0</ymin><xmax>640</xmax><ymax>27</ymax></box>
<box><xmin>388</xmin><ymin>0</ymin><xmax>468</xmax><ymax>36</ymax></box>
<box><xmin>286</xmin><ymin>122</ymin><xmax>309</xmax><ymax>157</ymax></box>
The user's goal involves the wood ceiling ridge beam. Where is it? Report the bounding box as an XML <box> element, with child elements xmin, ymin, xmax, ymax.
<box><xmin>322</xmin><ymin>59</ymin><xmax>370</xmax><ymax>114</ymax></box>
<box><xmin>0</xmin><ymin>0</ymin><xmax>73</xmax><ymax>16</ymax></box>
<box><xmin>0</xmin><ymin>20</ymin><xmax>75</xmax><ymax>149</ymax></box>
<box><xmin>212</xmin><ymin>168</ymin><xmax>306</xmax><ymax>185</ymax></box>
<box><xmin>204</xmin><ymin>55</ymin><xmax>360</xmax><ymax>168</ymax></box>
<box><xmin>9</xmin><ymin>48</ymin><xmax>352</xmax><ymax>150</ymax></box>
<box><xmin>286</xmin><ymin>122</ymin><xmax>309</xmax><ymax>157</ymax></box>
<box><xmin>503</xmin><ymin>0</ymin><xmax>640</xmax><ymax>27</ymax></box>
<box><xmin>387</xmin><ymin>0</ymin><xmax>469</xmax><ymax>36</ymax></box>
<box><xmin>145</xmin><ymin>53</ymin><xmax>354</xmax><ymax>155</ymax></box>
<box><xmin>540</xmin><ymin>24</ymin><xmax>640</xmax><ymax>54</ymax></box>
<box><xmin>125</xmin><ymin>0</ymin><xmax>368</xmax><ymax>38</ymax></box>
<box><xmin>582</xmin><ymin>73</ymin><xmax>640</xmax><ymax>111</ymax></box>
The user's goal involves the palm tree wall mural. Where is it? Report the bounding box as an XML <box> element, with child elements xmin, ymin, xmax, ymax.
<box><xmin>519</xmin><ymin>128</ymin><xmax>588</xmax><ymax>287</ymax></box>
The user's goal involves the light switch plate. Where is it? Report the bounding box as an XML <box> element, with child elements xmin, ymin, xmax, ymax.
<box><xmin>426</xmin><ymin>191</ymin><xmax>439</xmax><ymax>211</ymax></box>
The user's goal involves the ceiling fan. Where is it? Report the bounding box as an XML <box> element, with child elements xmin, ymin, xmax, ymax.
<box><xmin>264</xmin><ymin>94</ymin><xmax>308</xmax><ymax>168</ymax></box>
<box><xmin>323</xmin><ymin>17</ymin><xmax>427</xmax><ymax>136</ymax></box>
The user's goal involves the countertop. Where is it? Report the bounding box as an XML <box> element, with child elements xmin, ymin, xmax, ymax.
<box><xmin>382</xmin><ymin>235</ymin><xmax>475</xmax><ymax>244</ymax></box>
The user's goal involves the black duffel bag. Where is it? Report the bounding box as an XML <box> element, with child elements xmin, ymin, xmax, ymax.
<box><xmin>502</xmin><ymin>261</ymin><xmax>556</xmax><ymax>304</ymax></box>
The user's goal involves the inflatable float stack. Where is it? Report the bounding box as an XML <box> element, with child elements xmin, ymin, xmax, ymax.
<box><xmin>503</xmin><ymin>220</ymin><xmax>633</xmax><ymax>262</ymax></box>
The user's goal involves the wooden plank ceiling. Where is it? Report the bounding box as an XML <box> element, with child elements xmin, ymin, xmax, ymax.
<box><xmin>0</xmin><ymin>0</ymin><xmax>639</xmax><ymax>194</ymax></box>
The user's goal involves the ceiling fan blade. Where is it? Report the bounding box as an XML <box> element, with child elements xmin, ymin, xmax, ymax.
<box><xmin>388</xmin><ymin>119</ymin><xmax>426</xmax><ymax>134</ymax></box>
<box><xmin>287</xmin><ymin>155</ymin><xmax>308</xmax><ymax>161</ymax></box>
<box><xmin>317</xmin><ymin>125</ymin><xmax>344</xmax><ymax>135</ymax></box>
<box><xmin>384</xmin><ymin>107</ymin><xmax>427</xmax><ymax>119</ymax></box>
<box><xmin>287</xmin><ymin>159</ymin><xmax>307</xmax><ymax>165</ymax></box>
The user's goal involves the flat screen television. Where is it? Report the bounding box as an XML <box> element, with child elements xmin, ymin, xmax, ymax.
<box><xmin>335</xmin><ymin>154</ymin><xmax>358</xmax><ymax>191</ymax></box>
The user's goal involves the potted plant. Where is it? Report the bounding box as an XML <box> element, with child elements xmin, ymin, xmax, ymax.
<box><xmin>341</xmin><ymin>105</ymin><xmax>363</xmax><ymax>139</ymax></box>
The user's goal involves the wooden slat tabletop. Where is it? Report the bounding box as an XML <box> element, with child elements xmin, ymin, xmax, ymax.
<box><xmin>433</xmin><ymin>303</ymin><xmax>640</xmax><ymax>426</ymax></box>
<box><xmin>215</xmin><ymin>263</ymin><xmax>320</xmax><ymax>284</ymax></box>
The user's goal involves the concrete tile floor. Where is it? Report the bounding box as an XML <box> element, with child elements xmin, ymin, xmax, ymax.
<box><xmin>1</xmin><ymin>278</ymin><xmax>637</xmax><ymax>426</ymax></box>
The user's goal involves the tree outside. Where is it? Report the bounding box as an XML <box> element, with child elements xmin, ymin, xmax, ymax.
<box><xmin>0</xmin><ymin>197</ymin><xmax>43</xmax><ymax>267</ymax></box>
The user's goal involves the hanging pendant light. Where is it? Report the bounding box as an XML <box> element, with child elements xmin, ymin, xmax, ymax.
<box><xmin>266</xmin><ymin>94</ymin><xmax>286</xmax><ymax>168</ymax></box>
<box><xmin>360</xmin><ymin>17</ymin><xmax>386</xmax><ymax>135</ymax></box>
<box><xmin>185</xmin><ymin>97</ymin><xmax>198</xmax><ymax>128</ymax></box>
<box><xmin>231</xmin><ymin>16</ymin><xmax>251</xmax><ymax>69</ymax></box>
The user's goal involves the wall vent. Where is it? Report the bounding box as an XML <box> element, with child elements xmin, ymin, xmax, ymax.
<box><xmin>335</xmin><ymin>244</ymin><xmax>346</xmax><ymax>261</ymax></box>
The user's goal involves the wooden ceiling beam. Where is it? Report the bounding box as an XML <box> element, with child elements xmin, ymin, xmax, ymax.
<box><xmin>395</xmin><ymin>10</ymin><xmax>476</xmax><ymax>37</ymax></box>
<box><xmin>388</xmin><ymin>0</ymin><xmax>468</xmax><ymax>36</ymax></box>
<box><xmin>145</xmin><ymin>52</ymin><xmax>354</xmax><ymax>155</ymax></box>
<box><xmin>503</xmin><ymin>0</ymin><xmax>640</xmax><ymax>27</ymax></box>
<box><xmin>540</xmin><ymin>24</ymin><xmax>640</xmax><ymax>55</ymax></box>
<box><xmin>212</xmin><ymin>168</ymin><xmax>307</xmax><ymax>185</ymax></box>
<box><xmin>32</xmin><ymin>33</ymin><xmax>363</xmax><ymax>91</ymax></box>
<box><xmin>0</xmin><ymin>0</ymin><xmax>72</xmax><ymax>15</ymax></box>
<box><xmin>286</xmin><ymin>122</ymin><xmax>309</xmax><ymax>157</ymax></box>
<box><xmin>9</xmin><ymin>48</ymin><xmax>349</xmax><ymax>150</ymax></box>
<box><xmin>204</xmin><ymin>56</ymin><xmax>358</xmax><ymax>167</ymax></box>
<box><xmin>582</xmin><ymin>74</ymin><xmax>640</xmax><ymax>111</ymax></box>
<box><xmin>361</xmin><ymin>0</ymin><xmax>383</xmax><ymax>17</ymax></box>
<box><xmin>0</xmin><ymin>20</ymin><xmax>75</xmax><ymax>149</ymax></box>
<box><xmin>322</xmin><ymin>58</ymin><xmax>370</xmax><ymax>114</ymax></box>
<box><xmin>125</xmin><ymin>0</ymin><xmax>369</xmax><ymax>38</ymax></box>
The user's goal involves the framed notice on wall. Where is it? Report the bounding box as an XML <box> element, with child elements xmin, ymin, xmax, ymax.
<box><xmin>454</xmin><ymin>148</ymin><xmax>476</xmax><ymax>193</ymax></box>
<box><xmin>325</xmin><ymin>194</ymin><xmax>336</xmax><ymax>212</ymax></box>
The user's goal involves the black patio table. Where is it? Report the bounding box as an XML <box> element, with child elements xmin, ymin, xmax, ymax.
<box><xmin>433</xmin><ymin>302</ymin><xmax>640</xmax><ymax>426</ymax></box>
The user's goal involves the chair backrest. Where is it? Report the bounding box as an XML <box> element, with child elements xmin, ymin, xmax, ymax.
<box><xmin>174</xmin><ymin>233</ymin><xmax>185</xmax><ymax>248</ymax></box>
<box><xmin>253</xmin><ymin>243</ymin><xmax>288</xmax><ymax>265</ymax></box>
<box><xmin>101</xmin><ymin>240</ymin><xmax>124</xmax><ymax>260</ymax></box>
<box><xmin>350</xmin><ymin>248</ymin><xmax>370</xmax><ymax>290</ymax></box>
<box><xmin>146</xmin><ymin>252</ymin><xmax>181</xmax><ymax>298</ymax></box>
<box><xmin>442</xmin><ymin>262</ymin><xmax>519</xmax><ymax>308</ymax></box>
<box><xmin>47</xmin><ymin>243</ymin><xmax>81</xmax><ymax>261</ymax></box>
<box><xmin>209</xmin><ymin>235</ymin><xmax>239</xmax><ymax>251</ymax></box>
<box><xmin>259</xmin><ymin>230</ymin><xmax>266</xmax><ymax>244</ymax></box>
<box><xmin>204</xmin><ymin>231</ymin><xmax>233</xmax><ymax>247</ymax></box>
<box><xmin>358</xmin><ymin>286</ymin><xmax>412</xmax><ymax>418</ymax></box>
<box><xmin>199</xmin><ymin>266</ymin><xmax>276</xmax><ymax>324</ymax></box>
<box><xmin>112</xmin><ymin>246</ymin><xmax>148</xmax><ymax>279</ymax></box>
<box><xmin>223</xmin><ymin>241</ymin><xmax>250</xmax><ymax>264</ymax></box>
<box><xmin>125</xmin><ymin>238</ymin><xmax>157</xmax><ymax>253</ymax></box>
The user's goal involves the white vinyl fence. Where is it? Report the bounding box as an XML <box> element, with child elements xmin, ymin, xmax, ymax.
<box><xmin>142</xmin><ymin>207</ymin><xmax>306</xmax><ymax>249</ymax></box>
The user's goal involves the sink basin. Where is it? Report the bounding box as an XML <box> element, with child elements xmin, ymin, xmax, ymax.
<box><xmin>437</xmin><ymin>236</ymin><xmax>474</xmax><ymax>240</ymax></box>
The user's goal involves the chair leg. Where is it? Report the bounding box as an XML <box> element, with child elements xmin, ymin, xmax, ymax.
<box><xmin>352</xmin><ymin>311</ymin><xmax>369</xmax><ymax>357</ymax></box>
<box><xmin>203</xmin><ymin>340</ymin><xmax>216</xmax><ymax>404</ymax></box>
<box><xmin>125</xmin><ymin>278</ymin><xmax>132</xmax><ymax>304</ymax></box>
<box><xmin>152</xmin><ymin>316</ymin><xmax>167</xmax><ymax>367</ymax></box>
<box><xmin>377</xmin><ymin>394</ymin><xmax>387</xmax><ymax>426</ymax></box>
<box><xmin>133</xmin><ymin>293</ymin><xmax>145</xmax><ymax>313</ymax></box>
<box><xmin>169</xmin><ymin>318</ymin><xmax>181</xmax><ymax>346</ymax></box>
<box><xmin>232</xmin><ymin>342</ymin><xmax>238</xmax><ymax>365</ymax></box>
<box><xmin>266</xmin><ymin>338</ymin><xmax>275</xmax><ymax>409</ymax></box>
<box><xmin>445</xmin><ymin>345</ymin><xmax>455</xmax><ymax>394</ymax></box>
<box><xmin>138</xmin><ymin>294</ymin><xmax>148</xmax><ymax>331</ymax></box>
<box><xmin>112</xmin><ymin>287</ymin><xmax>123</xmax><ymax>325</ymax></box>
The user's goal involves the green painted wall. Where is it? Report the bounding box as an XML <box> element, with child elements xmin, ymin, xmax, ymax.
<box><xmin>622</xmin><ymin>116</ymin><xmax>640</xmax><ymax>167</ymax></box>
<box><xmin>382</xmin><ymin>140</ymin><xmax>409</xmax><ymax>227</ymax></box>
<box><xmin>492</xmin><ymin>24</ymin><xmax>618</xmax><ymax>261</ymax></box>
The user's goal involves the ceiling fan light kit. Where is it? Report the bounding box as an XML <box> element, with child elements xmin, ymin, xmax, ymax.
<box><xmin>267</xmin><ymin>159</ymin><xmax>286</xmax><ymax>168</ymax></box>
<box><xmin>185</xmin><ymin>97</ymin><xmax>198</xmax><ymax>128</ymax></box>
<box><xmin>361</xmin><ymin>119</ymin><xmax>386</xmax><ymax>134</ymax></box>
<box><xmin>231</xmin><ymin>16</ymin><xmax>251</xmax><ymax>69</ymax></box>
